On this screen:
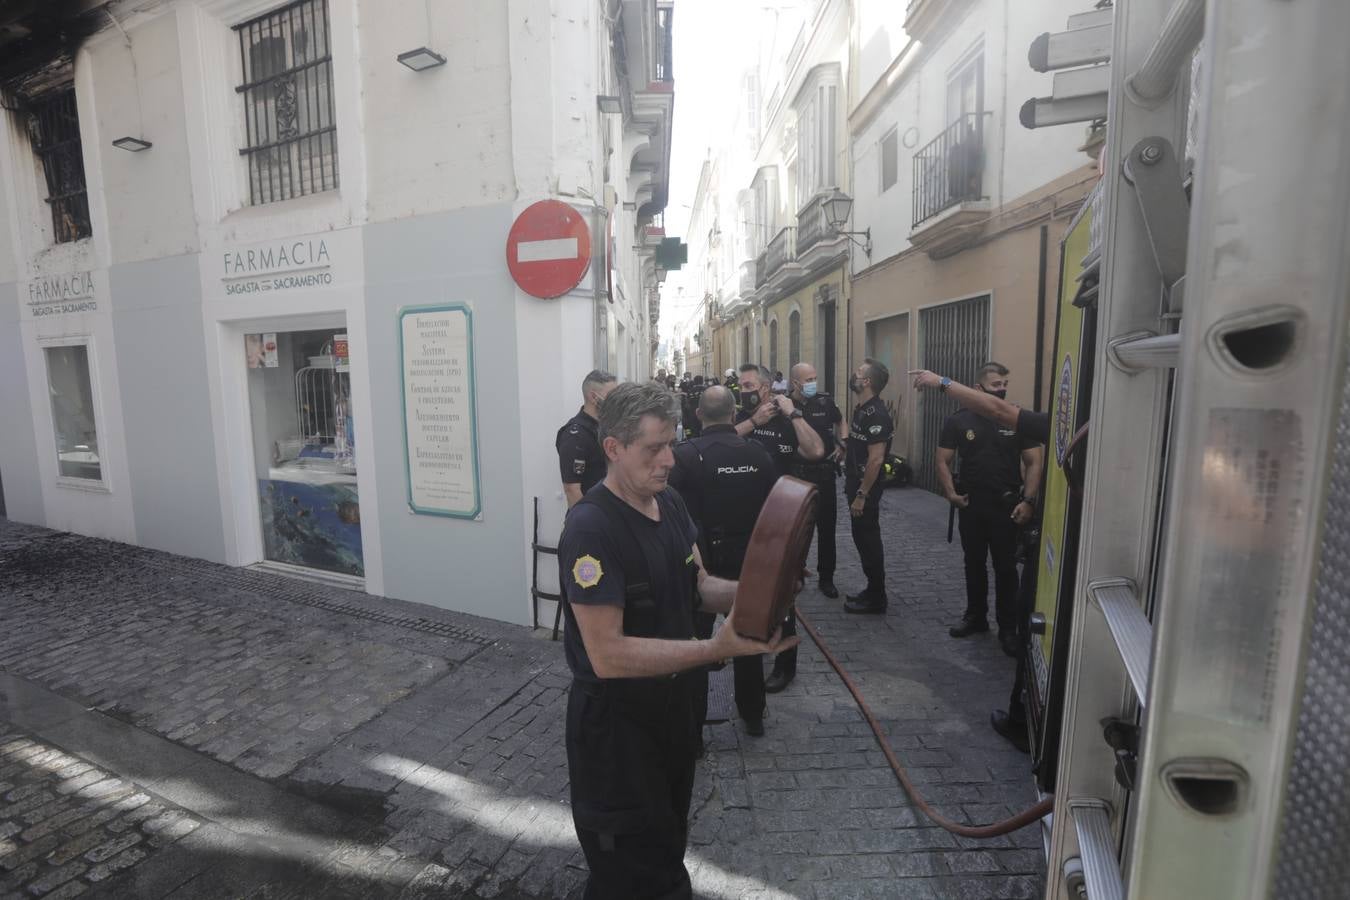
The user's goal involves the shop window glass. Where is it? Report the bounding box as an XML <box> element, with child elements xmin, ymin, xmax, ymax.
<box><xmin>248</xmin><ymin>328</ymin><xmax>363</xmax><ymax>577</ymax></box>
<box><xmin>44</xmin><ymin>344</ymin><xmax>101</xmax><ymax>480</ymax></box>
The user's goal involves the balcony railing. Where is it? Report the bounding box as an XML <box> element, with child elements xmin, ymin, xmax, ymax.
<box><xmin>912</xmin><ymin>112</ymin><xmax>986</xmax><ymax>228</ymax></box>
<box><xmin>766</xmin><ymin>226</ymin><xmax>797</xmax><ymax>279</ymax></box>
<box><xmin>755</xmin><ymin>250</ymin><xmax>768</xmax><ymax>289</ymax></box>
<box><xmin>796</xmin><ymin>191</ymin><xmax>835</xmax><ymax>256</ymax></box>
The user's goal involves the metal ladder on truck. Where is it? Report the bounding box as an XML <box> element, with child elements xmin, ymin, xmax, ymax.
<box><xmin>1029</xmin><ymin>0</ymin><xmax>1350</xmax><ymax>897</ymax></box>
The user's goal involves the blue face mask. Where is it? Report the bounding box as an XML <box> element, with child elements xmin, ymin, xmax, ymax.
<box><xmin>802</xmin><ymin>382</ymin><xmax>819</xmax><ymax>398</ymax></box>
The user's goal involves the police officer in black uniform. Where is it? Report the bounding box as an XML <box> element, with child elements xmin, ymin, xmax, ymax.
<box><xmin>556</xmin><ymin>370</ymin><xmax>618</xmax><ymax>508</ymax></box>
<box><xmin>912</xmin><ymin>368</ymin><xmax>1046</xmax><ymax>752</ymax></box>
<box><xmin>670</xmin><ymin>385</ymin><xmax>778</xmax><ymax>737</ymax></box>
<box><xmin>935</xmin><ymin>362</ymin><xmax>1044</xmax><ymax>657</ymax></box>
<box><xmin>843</xmin><ymin>359</ymin><xmax>894</xmax><ymax>614</ymax></box>
<box><xmin>558</xmin><ymin>382</ymin><xmax>797</xmax><ymax>898</ymax></box>
<box><xmin>788</xmin><ymin>361</ymin><xmax>845</xmax><ymax>599</ymax></box>
<box><xmin>733</xmin><ymin>363</ymin><xmax>825</xmax><ymax>691</ymax></box>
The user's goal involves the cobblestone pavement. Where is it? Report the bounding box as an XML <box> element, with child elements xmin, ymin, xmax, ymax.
<box><xmin>0</xmin><ymin>727</ymin><xmax>204</xmax><ymax>899</ymax></box>
<box><xmin>0</xmin><ymin>486</ymin><xmax>1045</xmax><ymax>899</ymax></box>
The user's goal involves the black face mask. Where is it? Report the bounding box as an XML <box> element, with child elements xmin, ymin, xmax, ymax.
<box><xmin>982</xmin><ymin>387</ymin><xmax>1008</xmax><ymax>400</ymax></box>
<box><xmin>741</xmin><ymin>391</ymin><xmax>761</xmax><ymax>411</ymax></box>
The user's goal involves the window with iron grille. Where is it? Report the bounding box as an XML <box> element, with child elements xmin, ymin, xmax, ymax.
<box><xmin>235</xmin><ymin>0</ymin><xmax>337</xmax><ymax>205</ymax></box>
<box><xmin>26</xmin><ymin>88</ymin><xmax>91</xmax><ymax>244</ymax></box>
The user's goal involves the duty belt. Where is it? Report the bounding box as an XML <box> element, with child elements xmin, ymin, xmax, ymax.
<box><xmin>794</xmin><ymin>462</ymin><xmax>837</xmax><ymax>482</ymax></box>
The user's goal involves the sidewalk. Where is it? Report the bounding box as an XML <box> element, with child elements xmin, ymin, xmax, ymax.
<box><xmin>0</xmin><ymin>487</ymin><xmax>1044</xmax><ymax>899</ymax></box>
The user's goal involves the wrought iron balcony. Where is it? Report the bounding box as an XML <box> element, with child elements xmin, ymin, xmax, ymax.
<box><xmin>912</xmin><ymin>112</ymin><xmax>986</xmax><ymax>228</ymax></box>
<box><xmin>766</xmin><ymin>226</ymin><xmax>797</xmax><ymax>279</ymax></box>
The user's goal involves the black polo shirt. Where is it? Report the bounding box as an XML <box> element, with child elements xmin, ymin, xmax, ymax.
<box><xmin>557</xmin><ymin>487</ymin><xmax>700</xmax><ymax>683</ymax></box>
<box><xmin>940</xmin><ymin>408</ymin><xmax>1039</xmax><ymax>498</ymax></box>
<box><xmin>798</xmin><ymin>394</ymin><xmax>843</xmax><ymax>455</ymax></box>
<box><xmin>670</xmin><ymin>425</ymin><xmax>777</xmax><ymax>578</ymax></box>
<box><xmin>1018</xmin><ymin>409</ymin><xmax>1051</xmax><ymax>444</ymax></box>
<box><xmin>846</xmin><ymin>396</ymin><xmax>893</xmax><ymax>495</ymax></box>
<box><xmin>735</xmin><ymin>409</ymin><xmax>799</xmax><ymax>478</ymax></box>
<box><xmin>556</xmin><ymin>408</ymin><xmax>605</xmax><ymax>494</ymax></box>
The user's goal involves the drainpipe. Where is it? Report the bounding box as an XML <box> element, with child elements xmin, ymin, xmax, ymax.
<box><xmin>1033</xmin><ymin>223</ymin><xmax>1048</xmax><ymax>410</ymax></box>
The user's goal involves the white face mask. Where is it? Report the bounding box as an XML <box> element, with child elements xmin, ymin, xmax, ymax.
<box><xmin>802</xmin><ymin>381</ymin><xmax>818</xmax><ymax>398</ymax></box>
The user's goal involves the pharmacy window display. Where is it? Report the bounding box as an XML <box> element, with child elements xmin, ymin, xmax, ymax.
<box><xmin>246</xmin><ymin>328</ymin><xmax>362</xmax><ymax>577</ymax></box>
<box><xmin>44</xmin><ymin>342</ymin><xmax>103</xmax><ymax>483</ymax></box>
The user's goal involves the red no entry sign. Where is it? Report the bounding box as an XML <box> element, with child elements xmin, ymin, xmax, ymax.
<box><xmin>506</xmin><ymin>200</ymin><xmax>592</xmax><ymax>299</ymax></box>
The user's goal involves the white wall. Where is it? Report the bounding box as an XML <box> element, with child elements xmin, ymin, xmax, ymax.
<box><xmin>361</xmin><ymin>0</ymin><xmax>514</xmax><ymax>220</ymax></box>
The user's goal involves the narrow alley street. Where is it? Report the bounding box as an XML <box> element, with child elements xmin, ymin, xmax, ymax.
<box><xmin>1</xmin><ymin>488</ymin><xmax>1043</xmax><ymax>899</ymax></box>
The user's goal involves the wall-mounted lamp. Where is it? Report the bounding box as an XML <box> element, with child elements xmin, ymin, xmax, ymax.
<box><xmin>397</xmin><ymin>47</ymin><xmax>446</xmax><ymax>71</ymax></box>
<box><xmin>823</xmin><ymin>191</ymin><xmax>871</xmax><ymax>261</ymax></box>
<box><xmin>597</xmin><ymin>95</ymin><xmax>623</xmax><ymax>114</ymax></box>
<box><xmin>112</xmin><ymin>136</ymin><xmax>152</xmax><ymax>152</ymax></box>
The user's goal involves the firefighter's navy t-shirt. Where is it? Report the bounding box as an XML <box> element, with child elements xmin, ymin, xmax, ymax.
<box><xmin>558</xmin><ymin>486</ymin><xmax>699</xmax><ymax>683</ymax></box>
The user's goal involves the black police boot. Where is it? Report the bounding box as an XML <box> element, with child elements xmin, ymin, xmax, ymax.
<box><xmin>764</xmin><ymin>668</ymin><xmax>794</xmax><ymax>693</ymax></box>
<box><xmin>990</xmin><ymin>709</ymin><xmax>1029</xmax><ymax>754</ymax></box>
<box><xmin>742</xmin><ymin>717</ymin><xmax>765</xmax><ymax>737</ymax></box>
<box><xmin>818</xmin><ymin>577</ymin><xmax>839</xmax><ymax>599</ymax></box>
<box><xmin>949</xmin><ymin>615</ymin><xmax>990</xmax><ymax>638</ymax></box>
<box><xmin>999</xmin><ymin>629</ymin><xmax>1022</xmax><ymax>658</ymax></box>
<box><xmin>844</xmin><ymin>592</ymin><xmax>888</xmax><ymax>614</ymax></box>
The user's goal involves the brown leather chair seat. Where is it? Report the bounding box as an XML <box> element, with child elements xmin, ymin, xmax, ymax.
<box><xmin>730</xmin><ymin>476</ymin><xmax>818</xmax><ymax>642</ymax></box>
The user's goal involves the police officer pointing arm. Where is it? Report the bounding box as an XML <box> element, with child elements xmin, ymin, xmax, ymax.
<box><xmin>558</xmin><ymin>382</ymin><xmax>799</xmax><ymax>898</ymax></box>
<box><xmin>556</xmin><ymin>370</ymin><xmax>618</xmax><ymax>507</ymax></box>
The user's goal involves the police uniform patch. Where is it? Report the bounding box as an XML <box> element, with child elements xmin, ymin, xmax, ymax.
<box><xmin>572</xmin><ymin>555</ymin><xmax>603</xmax><ymax>588</ymax></box>
<box><xmin>869</xmin><ymin>424</ymin><xmax>883</xmax><ymax>435</ymax></box>
<box><xmin>573</xmin><ymin>459</ymin><xmax>587</xmax><ymax>475</ymax></box>
<box><xmin>966</xmin><ymin>429</ymin><xmax>976</xmax><ymax>441</ymax></box>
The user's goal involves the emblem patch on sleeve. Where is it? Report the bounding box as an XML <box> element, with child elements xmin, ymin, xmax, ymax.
<box><xmin>965</xmin><ymin>429</ymin><xmax>976</xmax><ymax>441</ymax></box>
<box><xmin>573</xmin><ymin>459</ymin><xmax>587</xmax><ymax>475</ymax></box>
<box><xmin>869</xmin><ymin>424</ymin><xmax>882</xmax><ymax>435</ymax></box>
<box><xmin>572</xmin><ymin>555</ymin><xmax>603</xmax><ymax>588</ymax></box>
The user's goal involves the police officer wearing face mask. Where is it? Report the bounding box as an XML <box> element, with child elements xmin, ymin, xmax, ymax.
<box><xmin>788</xmin><ymin>362</ymin><xmax>844</xmax><ymax>599</ymax></box>
<box><xmin>935</xmin><ymin>362</ymin><xmax>1044</xmax><ymax>657</ymax></box>
<box><xmin>557</xmin><ymin>370</ymin><xmax>619</xmax><ymax>507</ymax></box>
<box><xmin>733</xmin><ymin>363</ymin><xmax>825</xmax><ymax>691</ymax></box>
<box><xmin>843</xmin><ymin>358</ymin><xmax>894</xmax><ymax>614</ymax></box>
<box><xmin>670</xmin><ymin>386</ymin><xmax>779</xmax><ymax>738</ymax></box>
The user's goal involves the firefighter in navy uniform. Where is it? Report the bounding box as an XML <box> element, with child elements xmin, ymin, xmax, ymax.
<box><xmin>556</xmin><ymin>370</ymin><xmax>618</xmax><ymax>507</ymax></box>
<box><xmin>733</xmin><ymin>363</ymin><xmax>825</xmax><ymax>692</ymax></box>
<box><xmin>558</xmin><ymin>382</ymin><xmax>797</xmax><ymax>899</ymax></box>
<box><xmin>788</xmin><ymin>362</ymin><xmax>845</xmax><ymax>599</ymax></box>
<box><xmin>670</xmin><ymin>385</ymin><xmax>779</xmax><ymax>737</ymax></box>
<box><xmin>843</xmin><ymin>359</ymin><xmax>894</xmax><ymax>614</ymax></box>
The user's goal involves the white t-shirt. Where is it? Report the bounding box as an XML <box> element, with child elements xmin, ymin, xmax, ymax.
<box><xmin>771</xmin><ymin>379</ymin><xmax>788</xmax><ymax>394</ymax></box>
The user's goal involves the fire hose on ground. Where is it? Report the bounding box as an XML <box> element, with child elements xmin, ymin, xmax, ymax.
<box><xmin>794</xmin><ymin>606</ymin><xmax>1055</xmax><ymax>839</ymax></box>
